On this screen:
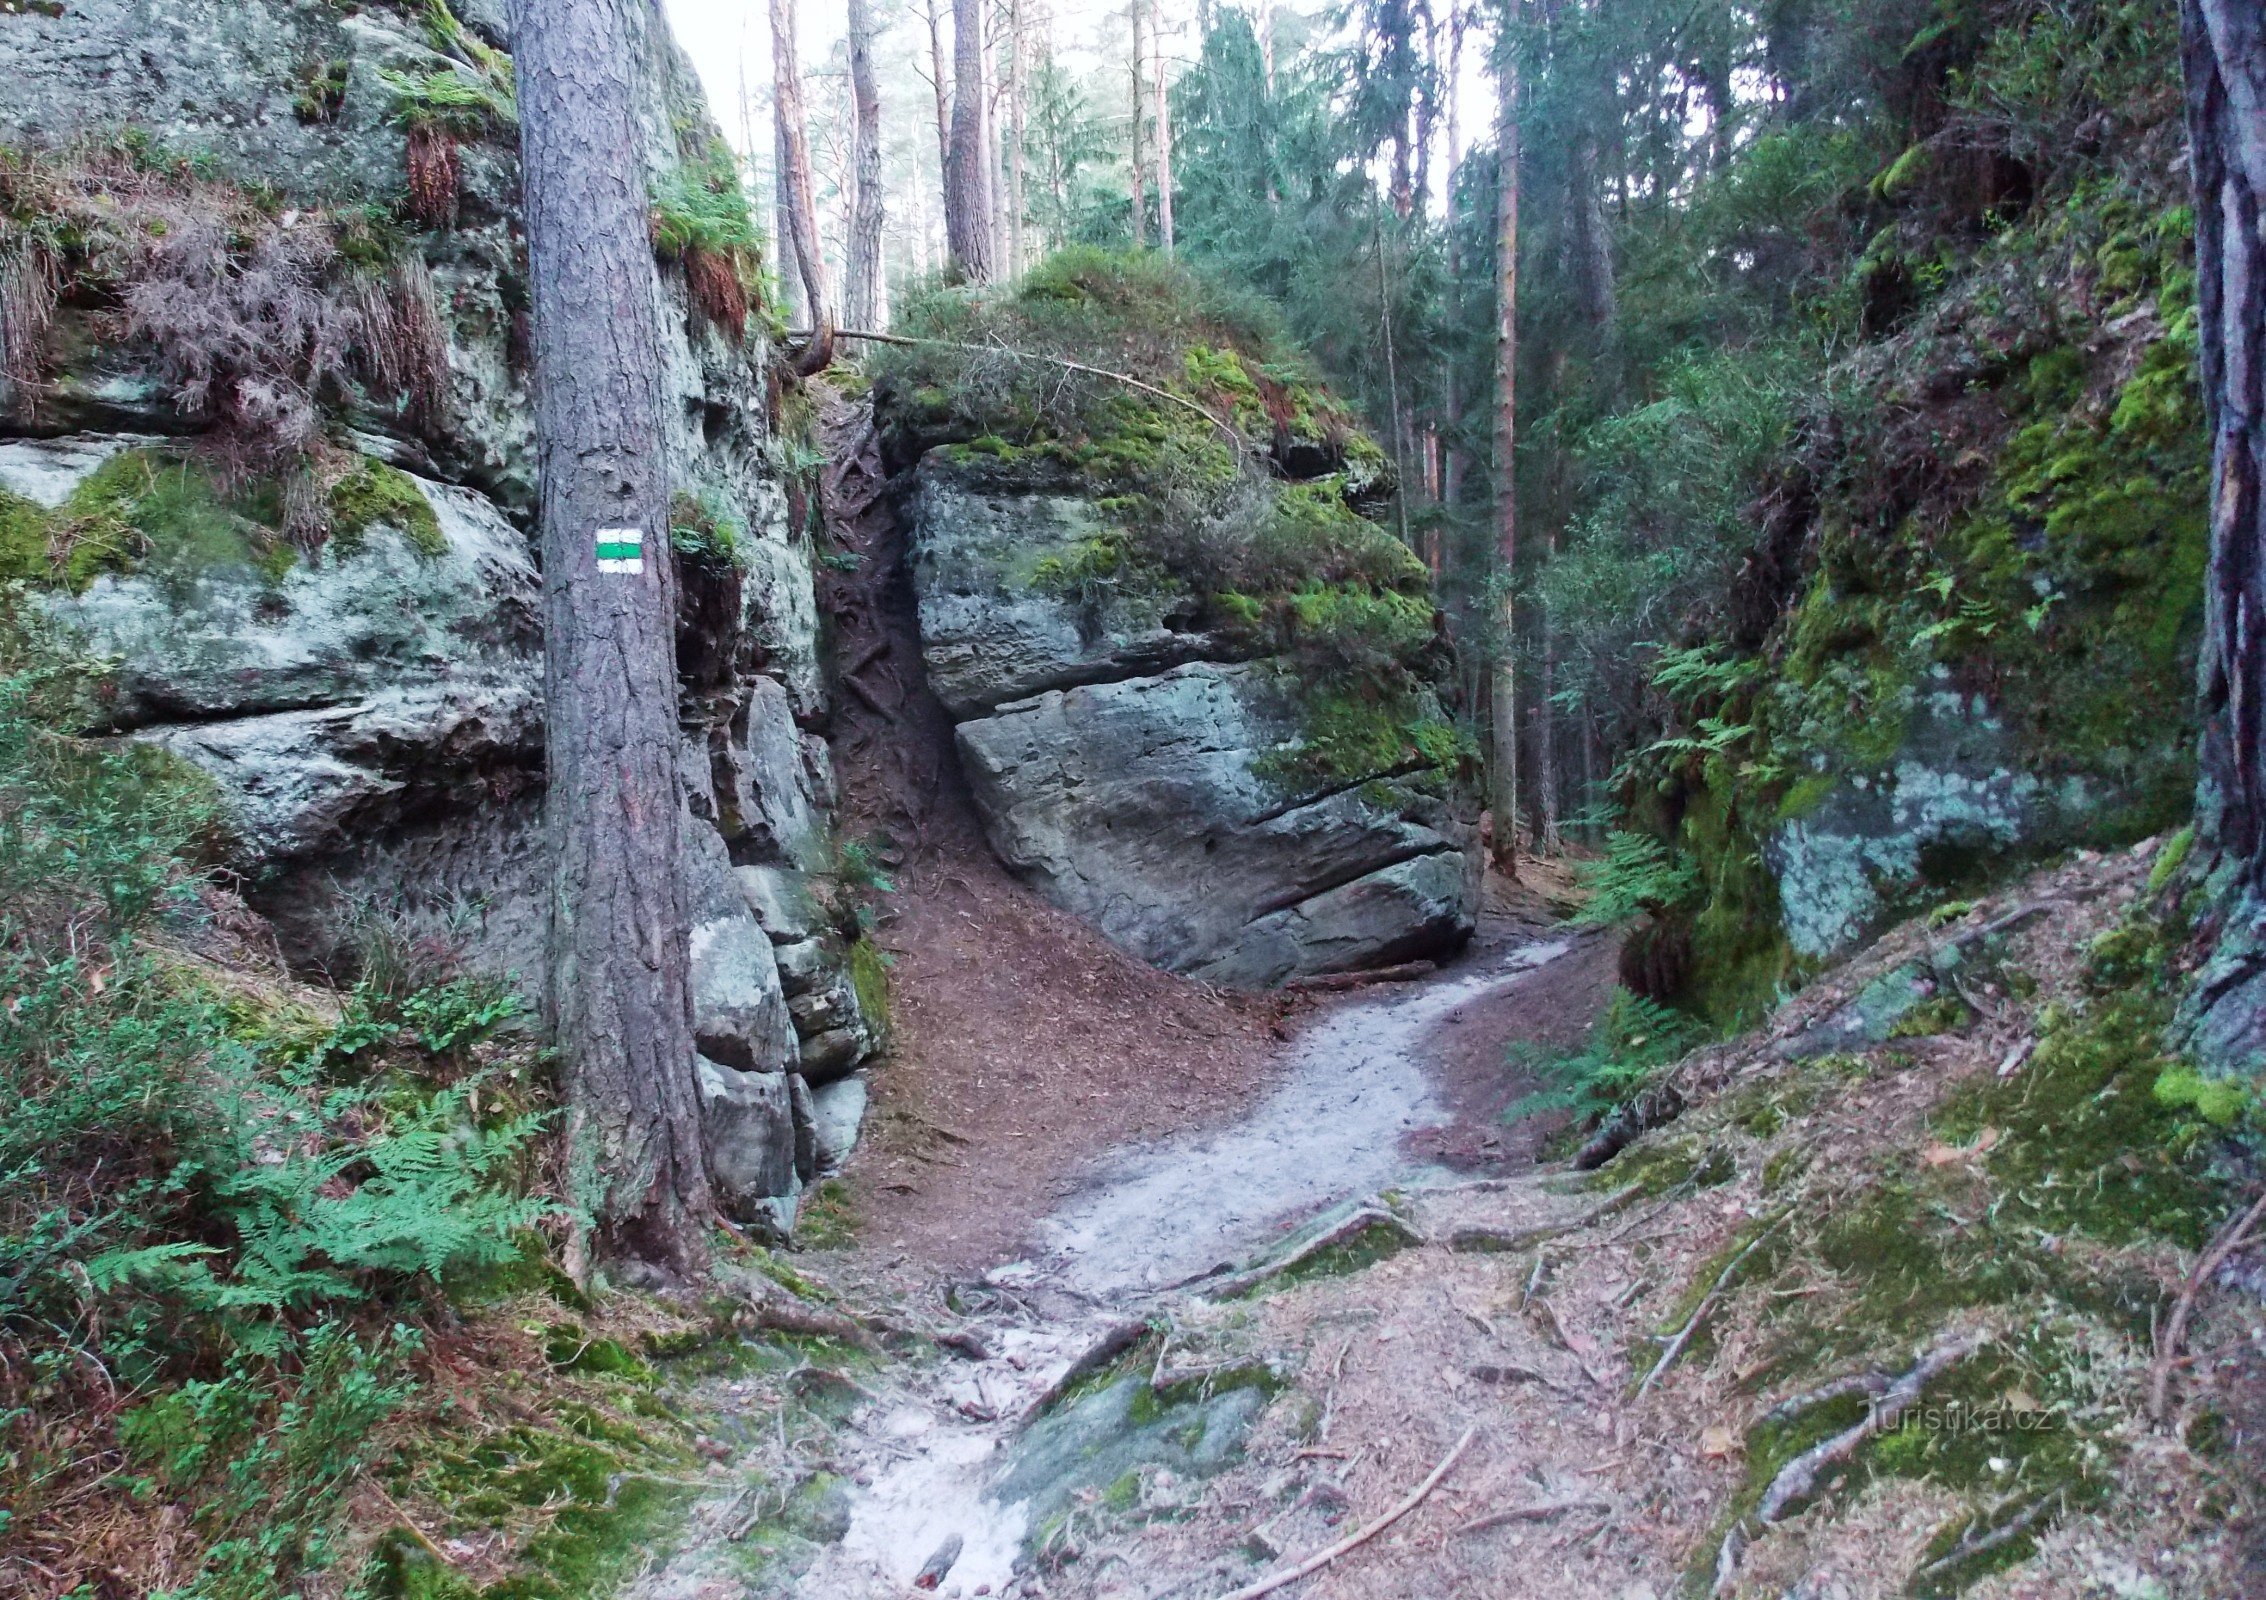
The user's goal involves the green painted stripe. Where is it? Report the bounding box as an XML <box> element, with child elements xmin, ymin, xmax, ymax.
<box><xmin>594</xmin><ymin>541</ymin><xmax>642</xmax><ymax>560</ymax></box>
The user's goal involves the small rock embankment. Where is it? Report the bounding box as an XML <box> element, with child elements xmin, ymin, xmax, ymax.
<box><xmin>881</xmin><ymin>448</ymin><xmax>1482</xmax><ymax>989</ymax></box>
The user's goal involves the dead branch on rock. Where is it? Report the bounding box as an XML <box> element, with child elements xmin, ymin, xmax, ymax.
<box><xmin>2150</xmin><ymin>1187</ymin><xmax>2266</xmax><ymax>1423</ymax></box>
<box><xmin>1637</xmin><ymin>1211</ymin><xmax>1790</xmax><ymax>1399</ymax></box>
<box><xmin>1214</xmin><ymin>1427</ymin><xmax>1477</xmax><ymax>1600</ymax></box>
<box><xmin>1713</xmin><ymin>1334</ymin><xmax>1985</xmax><ymax>1596</ymax></box>
<box><xmin>1283</xmin><ymin>960</ymin><xmax>1438</xmax><ymax>992</ymax></box>
<box><xmin>791</xmin><ymin>326</ymin><xmax>1248</xmax><ymax>457</ymax></box>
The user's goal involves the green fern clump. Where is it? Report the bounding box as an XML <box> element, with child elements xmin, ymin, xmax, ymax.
<box><xmin>1573</xmin><ymin>831</ymin><xmax>1701</xmax><ymax>926</ymax></box>
<box><xmin>1505</xmin><ymin>987</ymin><xmax>1702</xmax><ymax>1125</ymax></box>
<box><xmin>0</xmin><ymin>612</ymin><xmax>553</xmax><ymax>1588</ymax></box>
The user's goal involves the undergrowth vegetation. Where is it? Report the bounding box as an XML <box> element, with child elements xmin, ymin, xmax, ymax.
<box><xmin>0</xmin><ymin>139</ymin><xmax>447</xmax><ymax>540</ymax></box>
<box><xmin>0</xmin><ymin>602</ymin><xmax>591</xmax><ymax>1593</ymax></box>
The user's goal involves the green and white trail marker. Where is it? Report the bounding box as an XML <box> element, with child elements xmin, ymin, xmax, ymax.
<box><xmin>595</xmin><ymin>527</ymin><xmax>644</xmax><ymax>574</ymax></box>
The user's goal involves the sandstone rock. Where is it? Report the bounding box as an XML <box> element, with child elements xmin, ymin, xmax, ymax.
<box><xmin>798</xmin><ymin>1027</ymin><xmax>868</xmax><ymax>1082</ymax></box>
<box><xmin>772</xmin><ymin>937</ymin><xmax>829</xmax><ymax>993</ymax></box>
<box><xmin>788</xmin><ymin>1073</ymin><xmax>819</xmax><ymax>1182</ymax></box>
<box><xmin>908</xmin><ymin>458</ymin><xmax>1225</xmax><ymax>717</ymax></box>
<box><xmin>714</xmin><ymin>676</ymin><xmax>827</xmax><ymax>870</ymax></box>
<box><xmin>737</xmin><ymin>865</ymin><xmax>824</xmax><ymax>943</ymax></box>
<box><xmin>1767</xmin><ymin>682</ymin><xmax>2101</xmax><ymax>960</ymax></box>
<box><xmin>698</xmin><ymin>1056</ymin><xmax>798</xmax><ymax>1225</ymax></box>
<box><xmin>143</xmin><ymin>676</ymin><xmax>538</xmax><ymax>860</ymax></box>
<box><xmin>685</xmin><ymin>819</ymin><xmax>798</xmax><ymax>1077</ymax></box>
<box><xmin>1194</xmin><ymin>851</ymin><xmax>1476</xmax><ymax>988</ymax></box>
<box><xmin>42</xmin><ymin>463</ymin><xmax>537</xmax><ymax>730</ymax></box>
<box><xmin>0</xmin><ymin>435</ymin><xmax>153</xmax><ymax>507</ymax></box>
<box><xmin>955</xmin><ymin>661</ymin><xmax>1476</xmax><ymax>982</ymax></box>
<box><xmin>811</xmin><ymin>1075</ymin><xmax>869</xmax><ymax>1173</ymax></box>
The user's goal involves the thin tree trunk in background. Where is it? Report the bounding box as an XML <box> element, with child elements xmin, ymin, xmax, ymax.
<box><xmin>1127</xmin><ymin>0</ymin><xmax>1148</xmax><ymax>248</ymax></box>
<box><xmin>1260</xmin><ymin>3</ymin><xmax>1279</xmax><ymax>208</ymax></box>
<box><xmin>1152</xmin><ymin>0</ymin><xmax>1176</xmax><ymax>255</ymax></box>
<box><xmin>945</xmin><ymin>0</ymin><xmax>995</xmax><ymax>279</ymax></box>
<box><xmin>771</xmin><ymin>0</ymin><xmax>832</xmax><ymax>357</ymax></box>
<box><xmin>1008</xmin><ymin>0</ymin><xmax>1027</xmax><ymax>275</ymax></box>
<box><xmin>773</xmin><ymin>131</ymin><xmax>806</xmax><ymax>327</ymax></box>
<box><xmin>985</xmin><ymin>18</ymin><xmax>1006</xmax><ymax>272</ymax></box>
<box><xmin>923</xmin><ymin>0</ymin><xmax>952</xmax><ymax>186</ymax></box>
<box><xmin>1489</xmin><ymin>42</ymin><xmax>1521</xmax><ymax>876</ymax></box>
<box><xmin>1537</xmin><ymin>523</ymin><xmax>1560</xmax><ymax>852</ymax></box>
<box><xmin>511</xmin><ymin>0</ymin><xmax>708</xmax><ymax>1278</ymax></box>
<box><xmin>845</xmin><ymin>0</ymin><xmax>885</xmax><ymax>330</ymax></box>
<box><xmin>2180</xmin><ymin>0</ymin><xmax>2266</xmax><ymax>1066</ymax></box>
<box><xmin>1571</xmin><ymin>128</ymin><xmax>1617</xmax><ymax>388</ymax></box>
<box><xmin>1442</xmin><ymin>2</ymin><xmax>1466</xmax><ymax>515</ymax></box>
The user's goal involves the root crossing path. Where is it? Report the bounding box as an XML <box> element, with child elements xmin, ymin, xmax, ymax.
<box><xmin>731</xmin><ymin>934</ymin><xmax>1585</xmax><ymax>1600</ymax></box>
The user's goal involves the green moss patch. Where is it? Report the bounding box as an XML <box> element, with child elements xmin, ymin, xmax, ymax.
<box><xmin>0</xmin><ymin>449</ymin><xmax>301</xmax><ymax>592</ymax></box>
<box><xmin>330</xmin><ymin>460</ymin><xmax>444</xmax><ymax>558</ymax></box>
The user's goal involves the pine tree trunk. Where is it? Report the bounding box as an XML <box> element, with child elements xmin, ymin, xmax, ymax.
<box><xmin>1151</xmin><ymin>0</ymin><xmax>1175</xmax><ymax>255</ymax></box>
<box><xmin>1489</xmin><ymin>47</ymin><xmax>1521</xmax><ymax>877</ymax></box>
<box><xmin>845</xmin><ymin>0</ymin><xmax>885</xmax><ymax>330</ymax></box>
<box><xmin>1007</xmin><ymin>0</ymin><xmax>1027</xmax><ymax>276</ymax></box>
<box><xmin>1127</xmin><ymin>0</ymin><xmax>1148</xmax><ymax>248</ymax></box>
<box><xmin>772</xmin><ymin>141</ymin><xmax>806</xmax><ymax>328</ymax></box>
<box><xmin>945</xmin><ymin>0</ymin><xmax>994</xmax><ymax>279</ymax></box>
<box><xmin>923</xmin><ymin>0</ymin><xmax>952</xmax><ymax>186</ymax></box>
<box><xmin>771</xmin><ymin>0</ymin><xmax>832</xmax><ymax>356</ymax></box>
<box><xmin>510</xmin><ymin>0</ymin><xmax>709</xmax><ymax>1278</ymax></box>
<box><xmin>2180</xmin><ymin>0</ymin><xmax>2266</xmax><ymax>1068</ymax></box>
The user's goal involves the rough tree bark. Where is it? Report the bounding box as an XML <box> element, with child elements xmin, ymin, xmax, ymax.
<box><xmin>2180</xmin><ymin>0</ymin><xmax>2266</xmax><ymax>1071</ymax></box>
<box><xmin>945</xmin><ymin>0</ymin><xmax>995</xmax><ymax>280</ymax></box>
<box><xmin>845</xmin><ymin>0</ymin><xmax>885</xmax><ymax>330</ymax></box>
<box><xmin>771</xmin><ymin>0</ymin><xmax>832</xmax><ymax>366</ymax></box>
<box><xmin>1489</xmin><ymin>43</ymin><xmax>1522</xmax><ymax>876</ymax></box>
<box><xmin>510</xmin><ymin>0</ymin><xmax>709</xmax><ymax>1277</ymax></box>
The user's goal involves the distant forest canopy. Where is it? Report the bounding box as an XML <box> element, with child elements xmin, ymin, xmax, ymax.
<box><xmin>749</xmin><ymin>0</ymin><xmax>2193</xmax><ymax>853</ymax></box>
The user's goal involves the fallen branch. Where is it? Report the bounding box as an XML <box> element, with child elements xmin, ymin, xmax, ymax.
<box><xmin>1637</xmin><ymin>1212</ymin><xmax>1790</xmax><ymax>1400</ymax></box>
<box><xmin>788</xmin><ymin>326</ymin><xmax>1247</xmax><ymax>456</ymax></box>
<box><xmin>371</xmin><ymin>1481</ymin><xmax>454</xmax><ymax>1567</ymax></box>
<box><xmin>1213</xmin><ymin>1426</ymin><xmax>1477</xmax><ymax>1600</ymax></box>
<box><xmin>1452</xmin><ymin>1493</ymin><xmax>1613</xmax><ymax>1537</ymax></box>
<box><xmin>2150</xmin><ymin>1188</ymin><xmax>2266</xmax><ymax>1423</ymax></box>
<box><xmin>1713</xmin><ymin>1334</ymin><xmax>1984</xmax><ymax>1596</ymax></box>
<box><xmin>1532</xmin><ymin>1296</ymin><xmax>1605</xmax><ymax>1388</ymax></box>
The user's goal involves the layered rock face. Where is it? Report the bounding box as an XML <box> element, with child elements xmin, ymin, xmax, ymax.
<box><xmin>907</xmin><ymin>458</ymin><xmax>1480</xmax><ymax>985</ymax></box>
<box><xmin>0</xmin><ymin>0</ymin><xmax>875</xmax><ymax>1226</ymax></box>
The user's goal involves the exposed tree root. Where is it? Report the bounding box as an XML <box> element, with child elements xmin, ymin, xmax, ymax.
<box><xmin>2150</xmin><ymin>1187</ymin><xmax>2266</xmax><ymax>1424</ymax></box>
<box><xmin>1713</xmin><ymin>1334</ymin><xmax>1986</xmax><ymax>1596</ymax></box>
<box><xmin>1637</xmin><ymin>1211</ymin><xmax>1789</xmax><ymax>1399</ymax></box>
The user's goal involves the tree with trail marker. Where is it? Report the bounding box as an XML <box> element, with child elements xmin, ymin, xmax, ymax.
<box><xmin>511</xmin><ymin>0</ymin><xmax>711</xmax><ymax>1278</ymax></box>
